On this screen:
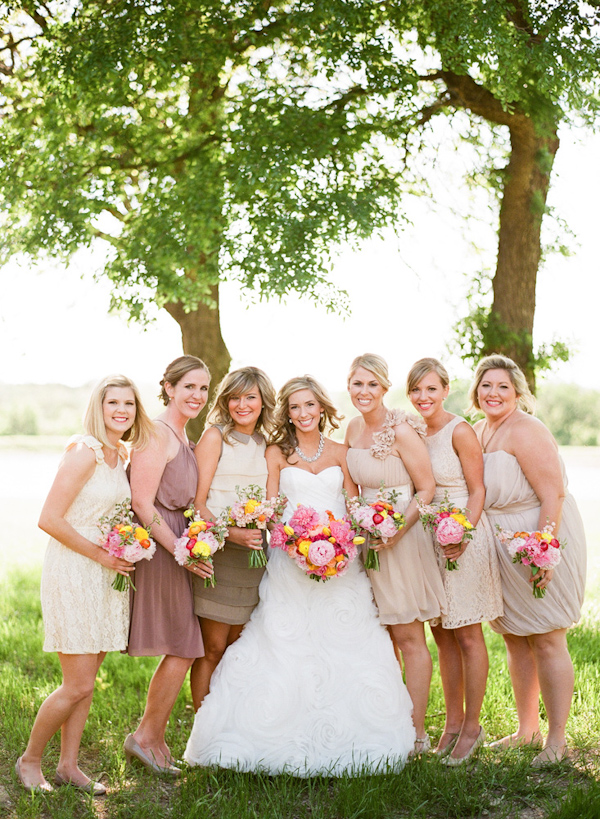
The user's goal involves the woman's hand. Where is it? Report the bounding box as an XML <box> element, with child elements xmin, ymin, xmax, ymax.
<box><xmin>227</xmin><ymin>526</ymin><xmax>264</xmax><ymax>550</ymax></box>
<box><xmin>96</xmin><ymin>550</ymin><xmax>135</xmax><ymax>577</ymax></box>
<box><xmin>531</xmin><ymin>567</ymin><xmax>554</xmax><ymax>591</ymax></box>
<box><xmin>185</xmin><ymin>560</ymin><xmax>214</xmax><ymax>580</ymax></box>
<box><xmin>441</xmin><ymin>539</ymin><xmax>469</xmax><ymax>562</ymax></box>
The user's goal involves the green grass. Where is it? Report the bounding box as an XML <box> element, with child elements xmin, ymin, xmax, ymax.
<box><xmin>1</xmin><ymin>568</ymin><xmax>599</xmax><ymax>818</ymax></box>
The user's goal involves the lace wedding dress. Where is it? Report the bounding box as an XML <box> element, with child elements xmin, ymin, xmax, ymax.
<box><xmin>184</xmin><ymin>465</ymin><xmax>416</xmax><ymax>776</ymax></box>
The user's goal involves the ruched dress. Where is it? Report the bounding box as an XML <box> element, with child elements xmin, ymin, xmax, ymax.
<box><xmin>128</xmin><ymin>421</ymin><xmax>204</xmax><ymax>658</ymax></box>
<box><xmin>184</xmin><ymin>465</ymin><xmax>416</xmax><ymax>776</ymax></box>
<box><xmin>40</xmin><ymin>434</ymin><xmax>130</xmax><ymax>654</ymax></box>
<box><xmin>346</xmin><ymin>411</ymin><xmax>446</xmax><ymax>625</ymax></box>
<box><xmin>484</xmin><ymin>450</ymin><xmax>586</xmax><ymax>636</ymax></box>
<box><xmin>193</xmin><ymin>430</ymin><xmax>268</xmax><ymax>625</ymax></box>
<box><xmin>425</xmin><ymin>416</ymin><xmax>503</xmax><ymax>629</ymax></box>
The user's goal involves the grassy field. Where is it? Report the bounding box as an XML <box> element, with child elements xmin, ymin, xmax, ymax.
<box><xmin>0</xmin><ymin>445</ymin><xmax>599</xmax><ymax>818</ymax></box>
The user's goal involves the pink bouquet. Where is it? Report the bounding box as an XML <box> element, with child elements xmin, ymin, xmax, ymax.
<box><xmin>344</xmin><ymin>487</ymin><xmax>406</xmax><ymax>571</ymax></box>
<box><xmin>417</xmin><ymin>494</ymin><xmax>475</xmax><ymax>571</ymax></box>
<box><xmin>225</xmin><ymin>484</ymin><xmax>288</xmax><ymax>568</ymax></box>
<box><xmin>174</xmin><ymin>508</ymin><xmax>228</xmax><ymax>587</ymax></box>
<box><xmin>98</xmin><ymin>499</ymin><xmax>157</xmax><ymax>591</ymax></box>
<box><xmin>269</xmin><ymin>504</ymin><xmax>361</xmax><ymax>582</ymax></box>
<box><xmin>496</xmin><ymin>524</ymin><xmax>563</xmax><ymax>598</ymax></box>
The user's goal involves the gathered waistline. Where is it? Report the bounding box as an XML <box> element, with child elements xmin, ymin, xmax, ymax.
<box><xmin>486</xmin><ymin>501</ymin><xmax>539</xmax><ymax>516</ymax></box>
<box><xmin>363</xmin><ymin>484</ymin><xmax>412</xmax><ymax>502</ymax></box>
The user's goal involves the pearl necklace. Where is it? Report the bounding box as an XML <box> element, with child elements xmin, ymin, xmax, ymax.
<box><xmin>295</xmin><ymin>432</ymin><xmax>324</xmax><ymax>463</ymax></box>
<box><xmin>481</xmin><ymin>408</ymin><xmax>517</xmax><ymax>453</ymax></box>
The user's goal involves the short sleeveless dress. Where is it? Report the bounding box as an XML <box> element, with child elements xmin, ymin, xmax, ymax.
<box><xmin>184</xmin><ymin>466</ymin><xmax>416</xmax><ymax>775</ymax></box>
<box><xmin>128</xmin><ymin>422</ymin><xmax>204</xmax><ymax>658</ymax></box>
<box><xmin>425</xmin><ymin>416</ymin><xmax>503</xmax><ymax>629</ymax></box>
<box><xmin>346</xmin><ymin>411</ymin><xmax>446</xmax><ymax>625</ymax></box>
<box><xmin>193</xmin><ymin>430</ymin><xmax>268</xmax><ymax>625</ymax></box>
<box><xmin>484</xmin><ymin>450</ymin><xmax>586</xmax><ymax>636</ymax></box>
<box><xmin>40</xmin><ymin>434</ymin><xmax>130</xmax><ymax>654</ymax></box>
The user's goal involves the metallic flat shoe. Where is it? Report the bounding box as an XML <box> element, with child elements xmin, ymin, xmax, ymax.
<box><xmin>15</xmin><ymin>757</ymin><xmax>53</xmax><ymax>794</ymax></box>
<box><xmin>123</xmin><ymin>734</ymin><xmax>181</xmax><ymax>777</ymax></box>
<box><xmin>443</xmin><ymin>726</ymin><xmax>486</xmax><ymax>767</ymax></box>
<box><xmin>54</xmin><ymin>771</ymin><xmax>107</xmax><ymax>796</ymax></box>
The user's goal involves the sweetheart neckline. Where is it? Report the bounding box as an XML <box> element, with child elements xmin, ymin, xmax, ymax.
<box><xmin>280</xmin><ymin>465</ymin><xmax>341</xmax><ymax>478</ymax></box>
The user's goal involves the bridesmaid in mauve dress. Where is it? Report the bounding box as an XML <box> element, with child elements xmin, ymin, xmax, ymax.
<box><xmin>125</xmin><ymin>356</ymin><xmax>213</xmax><ymax>776</ymax></box>
<box><xmin>470</xmin><ymin>354</ymin><xmax>586</xmax><ymax>767</ymax></box>
<box><xmin>345</xmin><ymin>353</ymin><xmax>447</xmax><ymax>755</ymax></box>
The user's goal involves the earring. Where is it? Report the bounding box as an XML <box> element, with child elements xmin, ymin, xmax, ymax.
<box><xmin>288</xmin><ymin>418</ymin><xmax>293</xmax><ymax>424</ymax></box>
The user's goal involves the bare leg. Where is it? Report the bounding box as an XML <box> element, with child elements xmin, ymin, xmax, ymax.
<box><xmin>190</xmin><ymin>619</ymin><xmax>244</xmax><ymax>711</ymax></box>
<box><xmin>19</xmin><ymin>653</ymin><xmax>101</xmax><ymax>788</ymax></box>
<box><xmin>530</xmin><ymin>629</ymin><xmax>572</xmax><ymax>764</ymax></box>
<box><xmin>132</xmin><ymin>654</ymin><xmax>193</xmax><ymax>767</ymax></box>
<box><xmin>388</xmin><ymin>620</ymin><xmax>432</xmax><ymax>742</ymax></box>
<box><xmin>431</xmin><ymin>625</ymin><xmax>464</xmax><ymax>753</ymax></box>
<box><xmin>491</xmin><ymin>633</ymin><xmax>543</xmax><ymax>748</ymax></box>
<box><xmin>449</xmin><ymin>623</ymin><xmax>488</xmax><ymax>759</ymax></box>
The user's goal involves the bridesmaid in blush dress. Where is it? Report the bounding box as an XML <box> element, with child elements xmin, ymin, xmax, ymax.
<box><xmin>345</xmin><ymin>353</ymin><xmax>447</xmax><ymax>755</ymax></box>
<box><xmin>125</xmin><ymin>356</ymin><xmax>213</xmax><ymax>776</ymax></box>
<box><xmin>16</xmin><ymin>376</ymin><xmax>152</xmax><ymax>794</ymax></box>
<box><xmin>407</xmin><ymin>357</ymin><xmax>503</xmax><ymax>765</ymax></box>
<box><xmin>470</xmin><ymin>354</ymin><xmax>586</xmax><ymax>767</ymax></box>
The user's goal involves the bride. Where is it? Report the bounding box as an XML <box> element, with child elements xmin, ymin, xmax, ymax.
<box><xmin>184</xmin><ymin>375</ymin><xmax>416</xmax><ymax>776</ymax></box>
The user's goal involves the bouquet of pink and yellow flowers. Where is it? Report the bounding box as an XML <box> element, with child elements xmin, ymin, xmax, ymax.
<box><xmin>225</xmin><ymin>484</ymin><xmax>288</xmax><ymax>568</ymax></box>
<box><xmin>269</xmin><ymin>504</ymin><xmax>361</xmax><ymax>582</ymax></box>
<box><xmin>344</xmin><ymin>486</ymin><xmax>406</xmax><ymax>571</ymax></box>
<box><xmin>417</xmin><ymin>494</ymin><xmax>475</xmax><ymax>571</ymax></box>
<box><xmin>496</xmin><ymin>523</ymin><xmax>563</xmax><ymax>598</ymax></box>
<box><xmin>98</xmin><ymin>499</ymin><xmax>157</xmax><ymax>591</ymax></box>
<box><xmin>174</xmin><ymin>508</ymin><xmax>228</xmax><ymax>587</ymax></box>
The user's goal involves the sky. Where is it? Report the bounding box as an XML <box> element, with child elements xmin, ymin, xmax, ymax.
<box><xmin>1</xmin><ymin>126</ymin><xmax>599</xmax><ymax>397</ymax></box>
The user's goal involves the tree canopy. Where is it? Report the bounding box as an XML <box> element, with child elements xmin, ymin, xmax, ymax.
<box><xmin>2</xmin><ymin>1</ymin><xmax>599</xmax><ymax>395</ymax></box>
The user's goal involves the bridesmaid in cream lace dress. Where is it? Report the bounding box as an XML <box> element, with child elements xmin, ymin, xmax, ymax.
<box><xmin>16</xmin><ymin>376</ymin><xmax>152</xmax><ymax>794</ymax></box>
<box><xmin>470</xmin><ymin>354</ymin><xmax>586</xmax><ymax>767</ymax></box>
<box><xmin>345</xmin><ymin>354</ymin><xmax>447</xmax><ymax>754</ymax></box>
<box><xmin>407</xmin><ymin>358</ymin><xmax>503</xmax><ymax>765</ymax></box>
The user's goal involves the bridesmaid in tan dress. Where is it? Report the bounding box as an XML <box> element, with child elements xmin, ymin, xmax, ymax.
<box><xmin>470</xmin><ymin>354</ymin><xmax>586</xmax><ymax>766</ymax></box>
<box><xmin>407</xmin><ymin>358</ymin><xmax>503</xmax><ymax>765</ymax></box>
<box><xmin>190</xmin><ymin>367</ymin><xmax>276</xmax><ymax>711</ymax></box>
<box><xmin>345</xmin><ymin>353</ymin><xmax>447</xmax><ymax>754</ymax></box>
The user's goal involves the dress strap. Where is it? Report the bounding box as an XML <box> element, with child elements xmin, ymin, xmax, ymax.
<box><xmin>370</xmin><ymin>409</ymin><xmax>427</xmax><ymax>460</ymax></box>
<box><xmin>66</xmin><ymin>434</ymin><xmax>105</xmax><ymax>465</ymax></box>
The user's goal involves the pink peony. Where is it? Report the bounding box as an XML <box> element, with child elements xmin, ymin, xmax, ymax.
<box><xmin>435</xmin><ymin>516</ymin><xmax>465</xmax><ymax>546</ymax></box>
<box><xmin>289</xmin><ymin>505</ymin><xmax>320</xmax><ymax>534</ymax></box>
<box><xmin>269</xmin><ymin>524</ymin><xmax>289</xmax><ymax>551</ymax></box>
<box><xmin>308</xmin><ymin>539</ymin><xmax>336</xmax><ymax>567</ymax></box>
<box><xmin>355</xmin><ymin>507</ymin><xmax>376</xmax><ymax>528</ymax></box>
<box><xmin>377</xmin><ymin>516</ymin><xmax>397</xmax><ymax>539</ymax></box>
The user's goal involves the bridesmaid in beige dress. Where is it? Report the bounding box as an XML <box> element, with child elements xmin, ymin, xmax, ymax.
<box><xmin>190</xmin><ymin>367</ymin><xmax>276</xmax><ymax>712</ymax></box>
<box><xmin>407</xmin><ymin>358</ymin><xmax>503</xmax><ymax>765</ymax></box>
<box><xmin>345</xmin><ymin>353</ymin><xmax>447</xmax><ymax>754</ymax></box>
<box><xmin>470</xmin><ymin>354</ymin><xmax>586</xmax><ymax>766</ymax></box>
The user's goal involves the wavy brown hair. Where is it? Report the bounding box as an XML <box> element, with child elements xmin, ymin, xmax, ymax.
<box><xmin>206</xmin><ymin>366</ymin><xmax>276</xmax><ymax>443</ymax></box>
<box><xmin>468</xmin><ymin>354</ymin><xmax>536</xmax><ymax>416</ymax></box>
<box><xmin>270</xmin><ymin>375</ymin><xmax>343</xmax><ymax>459</ymax></box>
<box><xmin>159</xmin><ymin>355</ymin><xmax>210</xmax><ymax>406</ymax></box>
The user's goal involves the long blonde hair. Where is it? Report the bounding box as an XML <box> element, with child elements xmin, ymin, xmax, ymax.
<box><xmin>84</xmin><ymin>375</ymin><xmax>153</xmax><ymax>450</ymax></box>
<box><xmin>270</xmin><ymin>375</ymin><xmax>342</xmax><ymax>459</ymax></box>
<box><xmin>468</xmin><ymin>354</ymin><xmax>536</xmax><ymax>415</ymax></box>
<box><xmin>206</xmin><ymin>367</ymin><xmax>276</xmax><ymax>443</ymax></box>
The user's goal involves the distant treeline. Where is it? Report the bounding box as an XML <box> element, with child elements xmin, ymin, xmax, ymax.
<box><xmin>0</xmin><ymin>380</ymin><xmax>598</xmax><ymax>446</ymax></box>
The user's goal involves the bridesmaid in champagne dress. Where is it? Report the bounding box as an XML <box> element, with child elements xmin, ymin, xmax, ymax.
<box><xmin>470</xmin><ymin>354</ymin><xmax>586</xmax><ymax>767</ymax></box>
<box><xmin>345</xmin><ymin>354</ymin><xmax>447</xmax><ymax>755</ymax></box>
<box><xmin>407</xmin><ymin>357</ymin><xmax>503</xmax><ymax>765</ymax></box>
<box><xmin>17</xmin><ymin>376</ymin><xmax>152</xmax><ymax>794</ymax></box>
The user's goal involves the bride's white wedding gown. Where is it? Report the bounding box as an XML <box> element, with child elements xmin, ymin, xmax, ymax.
<box><xmin>184</xmin><ymin>466</ymin><xmax>416</xmax><ymax>776</ymax></box>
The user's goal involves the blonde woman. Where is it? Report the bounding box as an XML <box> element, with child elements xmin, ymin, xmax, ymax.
<box><xmin>408</xmin><ymin>357</ymin><xmax>503</xmax><ymax>764</ymax></box>
<box><xmin>184</xmin><ymin>376</ymin><xmax>415</xmax><ymax>775</ymax></box>
<box><xmin>17</xmin><ymin>376</ymin><xmax>152</xmax><ymax>794</ymax></box>
<box><xmin>470</xmin><ymin>354</ymin><xmax>586</xmax><ymax>766</ymax></box>
<box><xmin>190</xmin><ymin>366</ymin><xmax>276</xmax><ymax>711</ymax></box>
<box><xmin>345</xmin><ymin>353</ymin><xmax>447</xmax><ymax>755</ymax></box>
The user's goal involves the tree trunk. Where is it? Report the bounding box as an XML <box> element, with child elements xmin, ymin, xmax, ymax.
<box><xmin>488</xmin><ymin>119</ymin><xmax>559</xmax><ymax>391</ymax></box>
<box><xmin>164</xmin><ymin>286</ymin><xmax>231</xmax><ymax>441</ymax></box>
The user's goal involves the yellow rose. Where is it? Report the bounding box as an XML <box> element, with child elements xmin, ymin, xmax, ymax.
<box><xmin>134</xmin><ymin>527</ymin><xmax>149</xmax><ymax>541</ymax></box>
<box><xmin>541</xmin><ymin>532</ymin><xmax>553</xmax><ymax>543</ymax></box>
<box><xmin>244</xmin><ymin>499</ymin><xmax>259</xmax><ymax>514</ymax></box>
<box><xmin>353</xmin><ymin>536</ymin><xmax>366</xmax><ymax>545</ymax></box>
<box><xmin>188</xmin><ymin>521</ymin><xmax>206</xmax><ymax>535</ymax></box>
<box><xmin>451</xmin><ymin>513</ymin><xmax>469</xmax><ymax>527</ymax></box>
<box><xmin>118</xmin><ymin>525</ymin><xmax>133</xmax><ymax>534</ymax></box>
<box><xmin>297</xmin><ymin>539</ymin><xmax>311</xmax><ymax>557</ymax></box>
<box><xmin>191</xmin><ymin>542</ymin><xmax>211</xmax><ymax>558</ymax></box>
